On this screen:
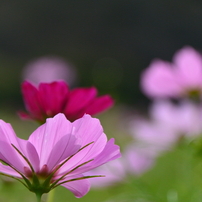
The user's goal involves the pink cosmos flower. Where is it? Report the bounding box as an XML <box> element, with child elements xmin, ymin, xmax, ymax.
<box><xmin>19</xmin><ymin>80</ymin><xmax>114</xmax><ymax>123</ymax></box>
<box><xmin>0</xmin><ymin>113</ymin><xmax>120</xmax><ymax>199</ymax></box>
<box><xmin>141</xmin><ymin>46</ymin><xmax>202</xmax><ymax>98</ymax></box>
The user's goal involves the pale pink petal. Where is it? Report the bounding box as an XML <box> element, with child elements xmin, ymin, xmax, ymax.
<box><xmin>174</xmin><ymin>46</ymin><xmax>202</xmax><ymax>87</ymax></box>
<box><xmin>14</xmin><ymin>138</ymin><xmax>40</xmax><ymax>172</ymax></box>
<box><xmin>66</xmin><ymin>139</ymin><xmax>121</xmax><ymax>175</ymax></box>
<box><xmin>60</xmin><ymin>175</ymin><xmax>90</xmax><ymax>198</ymax></box>
<box><xmin>0</xmin><ymin>163</ymin><xmax>22</xmax><ymax>178</ymax></box>
<box><xmin>26</xmin><ymin>142</ymin><xmax>40</xmax><ymax>172</ymax></box>
<box><xmin>86</xmin><ymin>138</ymin><xmax>121</xmax><ymax>169</ymax></box>
<box><xmin>46</xmin><ymin>135</ymin><xmax>81</xmax><ymax>171</ymax></box>
<box><xmin>58</xmin><ymin>115</ymin><xmax>107</xmax><ymax>174</ymax></box>
<box><xmin>28</xmin><ymin>123</ymin><xmax>46</xmax><ymax>156</ymax></box>
<box><xmin>0</xmin><ymin>120</ymin><xmax>33</xmax><ymax>171</ymax></box>
<box><xmin>0</xmin><ymin>120</ymin><xmax>32</xmax><ymax>172</ymax></box>
<box><xmin>141</xmin><ymin>60</ymin><xmax>181</xmax><ymax>97</ymax></box>
<box><xmin>0</xmin><ymin>141</ymin><xmax>26</xmax><ymax>173</ymax></box>
<box><xmin>0</xmin><ymin>120</ymin><xmax>20</xmax><ymax>145</ymax></box>
<box><xmin>72</xmin><ymin>114</ymin><xmax>106</xmax><ymax>147</ymax></box>
<box><xmin>28</xmin><ymin>113</ymin><xmax>73</xmax><ymax>168</ymax></box>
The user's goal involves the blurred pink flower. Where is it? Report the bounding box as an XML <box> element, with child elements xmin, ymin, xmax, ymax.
<box><xmin>131</xmin><ymin>118</ymin><xmax>178</xmax><ymax>152</ymax></box>
<box><xmin>127</xmin><ymin>112</ymin><xmax>178</xmax><ymax>176</ymax></box>
<box><xmin>150</xmin><ymin>101</ymin><xmax>202</xmax><ymax>137</ymax></box>
<box><xmin>141</xmin><ymin>46</ymin><xmax>202</xmax><ymax>98</ymax></box>
<box><xmin>124</xmin><ymin>145</ymin><xmax>155</xmax><ymax>176</ymax></box>
<box><xmin>19</xmin><ymin>80</ymin><xmax>114</xmax><ymax>123</ymax></box>
<box><xmin>86</xmin><ymin>158</ymin><xmax>125</xmax><ymax>188</ymax></box>
<box><xmin>22</xmin><ymin>56</ymin><xmax>77</xmax><ymax>86</ymax></box>
<box><xmin>130</xmin><ymin>101</ymin><xmax>202</xmax><ymax>156</ymax></box>
<box><xmin>0</xmin><ymin>113</ymin><xmax>121</xmax><ymax>198</ymax></box>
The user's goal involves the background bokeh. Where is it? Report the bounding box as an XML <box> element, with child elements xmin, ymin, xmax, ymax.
<box><xmin>1</xmin><ymin>0</ymin><xmax>202</xmax><ymax>108</ymax></box>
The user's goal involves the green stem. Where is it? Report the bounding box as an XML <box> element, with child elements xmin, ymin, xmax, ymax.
<box><xmin>36</xmin><ymin>192</ymin><xmax>42</xmax><ymax>202</ymax></box>
<box><xmin>46</xmin><ymin>189</ymin><xmax>55</xmax><ymax>202</ymax></box>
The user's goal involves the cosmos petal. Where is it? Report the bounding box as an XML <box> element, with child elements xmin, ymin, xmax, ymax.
<box><xmin>141</xmin><ymin>60</ymin><xmax>180</xmax><ymax>97</ymax></box>
<box><xmin>21</xmin><ymin>81</ymin><xmax>43</xmax><ymax>120</ymax></box>
<box><xmin>60</xmin><ymin>174</ymin><xmax>90</xmax><ymax>198</ymax></box>
<box><xmin>0</xmin><ymin>163</ymin><xmax>21</xmax><ymax>178</ymax></box>
<box><xmin>46</xmin><ymin>135</ymin><xmax>81</xmax><ymax>171</ymax></box>
<box><xmin>26</xmin><ymin>142</ymin><xmax>40</xmax><ymax>172</ymax></box>
<box><xmin>38</xmin><ymin>81</ymin><xmax>69</xmax><ymax>116</ymax></box>
<box><xmin>0</xmin><ymin>120</ymin><xmax>20</xmax><ymax>145</ymax></box>
<box><xmin>0</xmin><ymin>141</ymin><xmax>26</xmax><ymax>173</ymax></box>
<box><xmin>64</xmin><ymin>87</ymin><xmax>97</xmax><ymax>116</ymax></box>
<box><xmin>174</xmin><ymin>46</ymin><xmax>202</xmax><ymax>86</ymax></box>
<box><xmin>28</xmin><ymin>113</ymin><xmax>73</xmax><ymax>166</ymax></box>
<box><xmin>84</xmin><ymin>95</ymin><xmax>114</xmax><ymax>115</ymax></box>
<box><xmin>66</xmin><ymin>138</ymin><xmax>121</xmax><ymax>175</ymax></box>
<box><xmin>58</xmin><ymin>115</ymin><xmax>107</xmax><ymax>173</ymax></box>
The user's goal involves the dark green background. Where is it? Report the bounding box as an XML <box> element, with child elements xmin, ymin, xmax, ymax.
<box><xmin>0</xmin><ymin>0</ymin><xmax>201</xmax><ymax>107</ymax></box>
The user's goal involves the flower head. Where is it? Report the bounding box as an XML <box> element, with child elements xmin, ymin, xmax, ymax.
<box><xmin>0</xmin><ymin>113</ymin><xmax>120</xmax><ymax>198</ymax></box>
<box><xmin>19</xmin><ymin>80</ymin><xmax>114</xmax><ymax>123</ymax></box>
<box><xmin>141</xmin><ymin>46</ymin><xmax>202</xmax><ymax>99</ymax></box>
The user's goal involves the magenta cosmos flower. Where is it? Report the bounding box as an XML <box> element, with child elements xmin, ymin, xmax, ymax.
<box><xmin>141</xmin><ymin>46</ymin><xmax>202</xmax><ymax>98</ymax></box>
<box><xmin>19</xmin><ymin>80</ymin><xmax>114</xmax><ymax>123</ymax></box>
<box><xmin>0</xmin><ymin>113</ymin><xmax>120</xmax><ymax>200</ymax></box>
